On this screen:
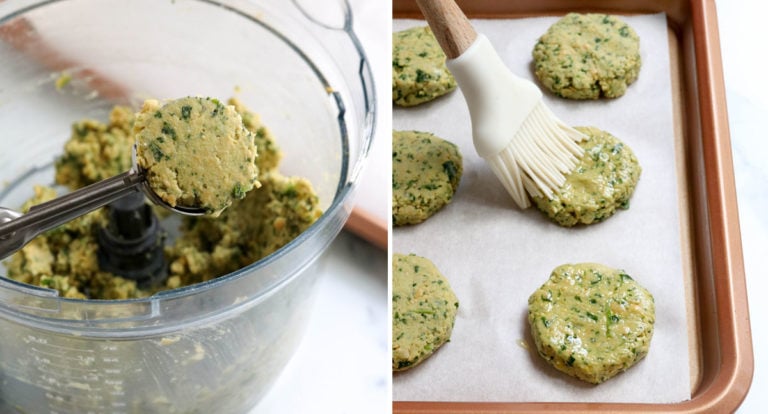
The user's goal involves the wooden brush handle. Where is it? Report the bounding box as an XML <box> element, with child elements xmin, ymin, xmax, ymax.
<box><xmin>414</xmin><ymin>0</ymin><xmax>477</xmax><ymax>59</ymax></box>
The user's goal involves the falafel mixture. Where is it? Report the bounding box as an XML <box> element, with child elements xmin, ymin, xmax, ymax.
<box><xmin>5</xmin><ymin>98</ymin><xmax>322</xmax><ymax>299</ymax></box>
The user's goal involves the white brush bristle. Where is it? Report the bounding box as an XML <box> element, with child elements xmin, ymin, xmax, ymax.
<box><xmin>487</xmin><ymin>102</ymin><xmax>585</xmax><ymax>209</ymax></box>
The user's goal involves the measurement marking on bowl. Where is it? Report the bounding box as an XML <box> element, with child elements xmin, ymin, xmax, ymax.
<box><xmin>14</xmin><ymin>334</ymin><xmax>131</xmax><ymax>413</ymax></box>
<box><xmin>32</xmin><ymin>348</ymin><xmax>96</xmax><ymax>362</ymax></box>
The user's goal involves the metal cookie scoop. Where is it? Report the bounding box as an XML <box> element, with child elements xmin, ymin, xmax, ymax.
<box><xmin>0</xmin><ymin>156</ymin><xmax>206</xmax><ymax>261</ymax></box>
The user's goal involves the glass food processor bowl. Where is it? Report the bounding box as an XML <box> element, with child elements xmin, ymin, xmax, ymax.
<box><xmin>0</xmin><ymin>0</ymin><xmax>375</xmax><ymax>413</ymax></box>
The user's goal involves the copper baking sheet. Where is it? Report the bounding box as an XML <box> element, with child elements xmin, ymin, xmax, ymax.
<box><xmin>392</xmin><ymin>0</ymin><xmax>752</xmax><ymax>412</ymax></box>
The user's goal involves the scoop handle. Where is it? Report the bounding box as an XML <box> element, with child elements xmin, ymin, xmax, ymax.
<box><xmin>414</xmin><ymin>0</ymin><xmax>477</xmax><ymax>59</ymax></box>
<box><xmin>0</xmin><ymin>171</ymin><xmax>143</xmax><ymax>260</ymax></box>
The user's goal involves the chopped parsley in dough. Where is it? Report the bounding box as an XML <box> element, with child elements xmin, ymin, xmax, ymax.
<box><xmin>533</xmin><ymin>126</ymin><xmax>641</xmax><ymax>227</ymax></box>
<box><xmin>533</xmin><ymin>13</ymin><xmax>641</xmax><ymax>99</ymax></box>
<box><xmin>5</xmin><ymin>99</ymin><xmax>322</xmax><ymax>300</ymax></box>
<box><xmin>528</xmin><ymin>263</ymin><xmax>655</xmax><ymax>384</ymax></box>
<box><xmin>166</xmin><ymin>172</ymin><xmax>322</xmax><ymax>286</ymax></box>
<box><xmin>55</xmin><ymin>105</ymin><xmax>135</xmax><ymax>188</ymax></box>
<box><xmin>392</xmin><ymin>130</ymin><xmax>463</xmax><ymax>226</ymax></box>
<box><xmin>392</xmin><ymin>253</ymin><xmax>459</xmax><ymax>371</ymax></box>
<box><xmin>4</xmin><ymin>186</ymin><xmax>138</xmax><ymax>300</ymax></box>
<box><xmin>135</xmin><ymin>97</ymin><xmax>260</xmax><ymax>216</ymax></box>
<box><xmin>392</xmin><ymin>26</ymin><xmax>456</xmax><ymax>107</ymax></box>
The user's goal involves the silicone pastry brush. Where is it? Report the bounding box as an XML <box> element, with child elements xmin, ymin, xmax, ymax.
<box><xmin>414</xmin><ymin>0</ymin><xmax>585</xmax><ymax>208</ymax></box>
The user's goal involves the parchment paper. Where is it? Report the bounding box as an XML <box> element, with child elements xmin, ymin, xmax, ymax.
<box><xmin>393</xmin><ymin>13</ymin><xmax>691</xmax><ymax>404</ymax></box>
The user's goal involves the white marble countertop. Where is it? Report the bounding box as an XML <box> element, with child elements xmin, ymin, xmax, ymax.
<box><xmin>717</xmin><ymin>1</ymin><xmax>766</xmax><ymax>412</ymax></box>
<box><xmin>252</xmin><ymin>232</ymin><xmax>389</xmax><ymax>413</ymax></box>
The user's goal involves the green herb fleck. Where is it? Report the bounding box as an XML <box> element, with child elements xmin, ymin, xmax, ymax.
<box><xmin>442</xmin><ymin>160</ymin><xmax>458</xmax><ymax>182</ymax></box>
<box><xmin>415</xmin><ymin>69</ymin><xmax>429</xmax><ymax>83</ymax></box>
<box><xmin>161</xmin><ymin>122</ymin><xmax>177</xmax><ymax>141</ymax></box>
<box><xmin>283</xmin><ymin>186</ymin><xmax>298</xmax><ymax>198</ymax></box>
<box><xmin>149</xmin><ymin>141</ymin><xmax>165</xmax><ymax>162</ymax></box>
<box><xmin>210</xmin><ymin>98</ymin><xmax>224</xmax><ymax>117</ymax></box>
<box><xmin>619</xmin><ymin>26</ymin><xmax>630</xmax><ymax>37</ymax></box>
<box><xmin>181</xmin><ymin>105</ymin><xmax>192</xmax><ymax>120</ymax></box>
<box><xmin>232</xmin><ymin>183</ymin><xmax>247</xmax><ymax>199</ymax></box>
<box><xmin>415</xmin><ymin>309</ymin><xmax>434</xmax><ymax>315</ymax></box>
